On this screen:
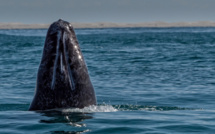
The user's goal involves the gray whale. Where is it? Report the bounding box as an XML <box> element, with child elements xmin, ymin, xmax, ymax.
<box><xmin>29</xmin><ymin>19</ymin><xmax>96</xmax><ymax>111</ymax></box>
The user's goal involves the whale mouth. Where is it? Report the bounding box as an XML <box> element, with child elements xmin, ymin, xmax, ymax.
<box><xmin>46</xmin><ymin>19</ymin><xmax>80</xmax><ymax>91</ymax></box>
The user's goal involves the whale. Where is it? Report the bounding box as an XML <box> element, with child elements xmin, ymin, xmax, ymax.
<box><xmin>29</xmin><ymin>19</ymin><xmax>96</xmax><ymax>111</ymax></box>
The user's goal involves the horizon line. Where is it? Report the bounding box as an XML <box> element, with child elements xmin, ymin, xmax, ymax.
<box><xmin>1</xmin><ymin>21</ymin><xmax>215</xmax><ymax>29</ymax></box>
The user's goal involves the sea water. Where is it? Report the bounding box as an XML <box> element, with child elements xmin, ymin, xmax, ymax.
<box><xmin>0</xmin><ymin>27</ymin><xmax>215</xmax><ymax>133</ymax></box>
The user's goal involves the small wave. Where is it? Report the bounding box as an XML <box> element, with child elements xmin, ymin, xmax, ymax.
<box><xmin>0</xmin><ymin>104</ymin><xmax>29</xmax><ymax>111</ymax></box>
<box><xmin>0</xmin><ymin>29</ymin><xmax>47</xmax><ymax>37</ymax></box>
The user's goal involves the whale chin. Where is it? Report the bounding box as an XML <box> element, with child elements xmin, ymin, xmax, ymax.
<box><xmin>29</xmin><ymin>19</ymin><xmax>97</xmax><ymax>111</ymax></box>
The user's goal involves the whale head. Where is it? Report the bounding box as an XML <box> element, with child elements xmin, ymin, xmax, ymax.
<box><xmin>29</xmin><ymin>19</ymin><xmax>96</xmax><ymax>110</ymax></box>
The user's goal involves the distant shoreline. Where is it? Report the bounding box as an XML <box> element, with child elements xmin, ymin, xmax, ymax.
<box><xmin>1</xmin><ymin>21</ymin><xmax>215</xmax><ymax>29</ymax></box>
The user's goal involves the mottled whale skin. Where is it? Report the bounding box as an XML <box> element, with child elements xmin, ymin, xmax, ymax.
<box><xmin>29</xmin><ymin>19</ymin><xmax>96</xmax><ymax>111</ymax></box>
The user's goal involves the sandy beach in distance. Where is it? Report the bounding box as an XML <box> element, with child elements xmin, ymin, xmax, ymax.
<box><xmin>0</xmin><ymin>21</ymin><xmax>215</xmax><ymax>29</ymax></box>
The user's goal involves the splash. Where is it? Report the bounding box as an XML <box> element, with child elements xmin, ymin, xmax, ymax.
<box><xmin>62</xmin><ymin>105</ymin><xmax>118</xmax><ymax>113</ymax></box>
<box><xmin>60</xmin><ymin>104</ymin><xmax>197</xmax><ymax>113</ymax></box>
<box><xmin>0</xmin><ymin>104</ymin><xmax>200</xmax><ymax>112</ymax></box>
<box><xmin>113</xmin><ymin>105</ymin><xmax>198</xmax><ymax>111</ymax></box>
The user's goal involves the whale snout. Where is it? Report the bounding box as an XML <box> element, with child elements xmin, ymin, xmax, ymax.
<box><xmin>48</xmin><ymin>19</ymin><xmax>73</xmax><ymax>35</ymax></box>
<box><xmin>43</xmin><ymin>20</ymin><xmax>80</xmax><ymax>90</ymax></box>
<box><xmin>41</xmin><ymin>19</ymin><xmax>87</xmax><ymax>93</ymax></box>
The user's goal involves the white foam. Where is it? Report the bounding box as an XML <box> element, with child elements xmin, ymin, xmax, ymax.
<box><xmin>62</xmin><ymin>105</ymin><xmax>118</xmax><ymax>113</ymax></box>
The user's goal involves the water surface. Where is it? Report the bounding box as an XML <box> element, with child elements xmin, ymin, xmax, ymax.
<box><xmin>0</xmin><ymin>27</ymin><xmax>215</xmax><ymax>133</ymax></box>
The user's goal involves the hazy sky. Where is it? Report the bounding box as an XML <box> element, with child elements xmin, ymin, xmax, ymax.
<box><xmin>0</xmin><ymin>0</ymin><xmax>214</xmax><ymax>24</ymax></box>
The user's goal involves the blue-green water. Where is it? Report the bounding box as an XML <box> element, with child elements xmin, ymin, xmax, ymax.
<box><xmin>0</xmin><ymin>27</ymin><xmax>215</xmax><ymax>133</ymax></box>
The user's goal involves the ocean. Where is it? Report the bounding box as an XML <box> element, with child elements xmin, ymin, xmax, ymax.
<box><xmin>0</xmin><ymin>27</ymin><xmax>215</xmax><ymax>134</ymax></box>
